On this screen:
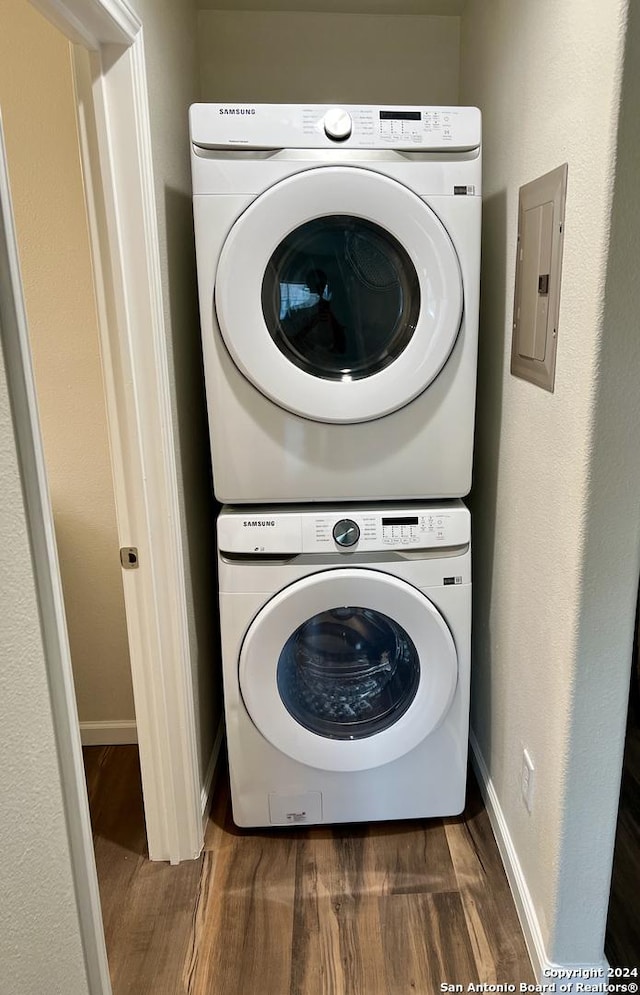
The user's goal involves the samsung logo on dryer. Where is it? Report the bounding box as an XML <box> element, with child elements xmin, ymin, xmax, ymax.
<box><xmin>219</xmin><ymin>108</ymin><xmax>256</xmax><ymax>116</ymax></box>
<box><xmin>243</xmin><ymin>520</ymin><xmax>276</xmax><ymax>527</ymax></box>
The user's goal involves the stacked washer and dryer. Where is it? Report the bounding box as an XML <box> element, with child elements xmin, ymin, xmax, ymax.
<box><xmin>190</xmin><ymin>103</ymin><xmax>481</xmax><ymax>828</ymax></box>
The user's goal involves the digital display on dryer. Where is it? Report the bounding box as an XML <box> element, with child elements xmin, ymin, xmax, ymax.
<box><xmin>381</xmin><ymin>516</ymin><xmax>419</xmax><ymax>526</ymax></box>
<box><xmin>379</xmin><ymin>111</ymin><xmax>421</xmax><ymax>121</ymax></box>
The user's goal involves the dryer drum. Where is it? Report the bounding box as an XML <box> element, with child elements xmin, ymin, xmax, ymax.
<box><xmin>261</xmin><ymin>215</ymin><xmax>421</xmax><ymax>382</ymax></box>
<box><xmin>344</xmin><ymin>231</ymin><xmax>399</xmax><ymax>290</ymax></box>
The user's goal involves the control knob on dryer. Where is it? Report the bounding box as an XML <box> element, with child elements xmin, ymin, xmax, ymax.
<box><xmin>323</xmin><ymin>108</ymin><xmax>352</xmax><ymax>141</ymax></box>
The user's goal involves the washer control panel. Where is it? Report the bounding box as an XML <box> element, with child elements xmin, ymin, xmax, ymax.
<box><xmin>316</xmin><ymin>512</ymin><xmax>458</xmax><ymax>549</ymax></box>
<box><xmin>217</xmin><ymin>503</ymin><xmax>470</xmax><ymax>555</ymax></box>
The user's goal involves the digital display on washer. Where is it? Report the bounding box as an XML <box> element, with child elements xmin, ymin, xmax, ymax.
<box><xmin>381</xmin><ymin>516</ymin><xmax>419</xmax><ymax>526</ymax></box>
<box><xmin>379</xmin><ymin>111</ymin><xmax>421</xmax><ymax>121</ymax></box>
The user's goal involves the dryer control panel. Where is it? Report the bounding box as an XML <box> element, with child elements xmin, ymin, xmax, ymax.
<box><xmin>190</xmin><ymin>103</ymin><xmax>481</xmax><ymax>153</ymax></box>
<box><xmin>218</xmin><ymin>502</ymin><xmax>470</xmax><ymax>555</ymax></box>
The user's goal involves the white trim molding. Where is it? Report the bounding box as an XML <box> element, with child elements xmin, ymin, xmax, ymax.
<box><xmin>80</xmin><ymin>721</ymin><xmax>138</xmax><ymax>746</ymax></box>
<box><xmin>470</xmin><ymin>731</ymin><xmax>608</xmax><ymax>990</ymax></box>
<box><xmin>30</xmin><ymin>0</ymin><xmax>139</xmax><ymax>48</ymax></box>
<box><xmin>76</xmin><ymin>35</ymin><xmax>203</xmax><ymax>863</ymax></box>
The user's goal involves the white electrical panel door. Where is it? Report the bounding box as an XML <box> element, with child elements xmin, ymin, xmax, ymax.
<box><xmin>511</xmin><ymin>164</ymin><xmax>568</xmax><ymax>392</ymax></box>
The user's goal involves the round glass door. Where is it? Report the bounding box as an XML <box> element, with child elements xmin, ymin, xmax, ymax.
<box><xmin>277</xmin><ymin>606</ymin><xmax>420</xmax><ymax>739</ymax></box>
<box><xmin>262</xmin><ymin>216</ymin><xmax>420</xmax><ymax>381</ymax></box>
<box><xmin>239</xmin><ymin>569</ymin><xmax>458</xmax><ymax>772</ymax></box>
<box><xmin>215</xmin><ymin>166</ymin><xmax>463</xmax><ymax>424</ymax></box>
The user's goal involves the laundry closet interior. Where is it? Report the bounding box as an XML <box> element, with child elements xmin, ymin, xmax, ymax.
<box><xmin>4</xmin><ymin>0</ymin><xmax>639</xmax><ymax>992</ymax></box>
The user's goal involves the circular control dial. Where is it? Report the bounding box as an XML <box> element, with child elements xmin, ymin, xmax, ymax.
<box><xmin>323</xmin><ymin>108</ymin><xmax>352</xmax><ymax>141</ymax></box>
<box><xmin>332</xmin><ymin>519</ymin><xmax>360</xmax><ymax>547</ymax></box>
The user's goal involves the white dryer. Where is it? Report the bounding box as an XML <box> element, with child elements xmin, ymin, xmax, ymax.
<box><xmin>190</xmin><ymin>104</ymin><xmax>481</xmax><ymax>503</ymax></box>
<box><xmin>217</xmin><ymin>502</ymin><xmax>471</xmax><ymax>828</ymax></box>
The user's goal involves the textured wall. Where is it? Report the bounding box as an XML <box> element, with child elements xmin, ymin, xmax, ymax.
<box><xmin>556</xmin><ymin>0</ymin><xmax>640</xmax><ymax>958</ymax></box>
<box><xmin>0</xmin><ymin>321</ymin><xmax>89</xmax><ymax>993</ymax></box>
<box><xmin>130</xmin><ymin>0</ymin><xmax>221</xmax><ymax>784</ymax></box>
<box><xmin>0</xmin><ymin>0</ymin><xmax>134</xmax><ymax>728</ymax></box>
<box><xmin>198</xmin><ymin>11</ymin><xmax>460</xmax><ymax>105</ymax></box>
<box><xmin>461</xmin><ymin>0</ymin><xmax>634</xmax><ymax>967</ymax></box>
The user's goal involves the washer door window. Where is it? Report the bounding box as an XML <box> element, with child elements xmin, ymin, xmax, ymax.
<box><xmin>239</xmin><ymin>569</ymin><xmax>458</xmax><ymax>772</ymax></box>
<box><xmin>262</xmin><ymin>216</ymin><xmax>420</xmax><ymax>381</ymax></box>
<box><xmin>215</xmin><ymin>167</ymin><xmax>463</xmax><ymax>424</ymax></box>
<box><xmin>277</xmin><ymin>605</ymin><xmax>420</xmax><ymax>738</ymax></box>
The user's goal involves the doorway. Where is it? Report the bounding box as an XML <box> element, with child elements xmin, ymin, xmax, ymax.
<box><xmin>21</xmin><ymin>0</ymin><xmax>213</xmax><ymax>868</ymax></box>
<box><xmin>0</xmin><ymin>0</ymin><xmax>137</xmax><ymax>763</ymax></box>
<box><xmin>1</xmin><ymin>0</ymin><xmax>216</xmax><ymax>987</ymax></box>
<box><xmin>0</xmin><ymin>3</ymin><xmax>144</xmax><ymax>984</ymax></box>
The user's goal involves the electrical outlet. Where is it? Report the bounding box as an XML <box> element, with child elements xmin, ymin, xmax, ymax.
<box><xmin>521</xmin><ymin>749</ymin><xmax>535</xmax><ymax>813</ymax></box>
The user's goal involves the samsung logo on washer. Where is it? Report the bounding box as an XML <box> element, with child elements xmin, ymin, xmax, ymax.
<box><xmin>220</xmin><ymin>108</ymin><xmax>256</xmax><ymax>115</ymax></box>
<box><xmin>243</xmin><ymin>520</ymin><xmax>276</xmax><ymax>527</ymax></box>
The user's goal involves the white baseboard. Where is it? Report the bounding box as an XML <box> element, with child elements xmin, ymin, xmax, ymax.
<box><xmin>201</xmin><ymin>719</ymin><xmax>224</xmax><ymax>829</ymax></box>
<box><xmin>80</xmin><ymin>719</ymin><xmax>138</xmax><ymax>746</ymax></box>
<box><xmin>469</xmin><ymin>731</ymin><xmax>608</xmax><ymax>991</ymax></box>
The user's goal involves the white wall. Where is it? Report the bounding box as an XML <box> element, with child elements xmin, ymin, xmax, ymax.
<box><xmin>559</xmin><ymin>0</ymin><xmax>640</xmax><ymax>957</ymax></box>
<box><xmin>130</xmin><ymin>0</ymin><xmax>221</xmax><ymax>784</ymax></box>
<box><xmin>0</xmin><ymin>0</ymin><xmax>134</xmax><ymax>731</ymax></box>
<box><xmin>198</xmin><ymin>11</ymin><xmax>459</xmax><ymax>105</ymax></box>
<box><xmin>0</xmin><ymin>324</ymin><xmax>89</xmax><ymax>994</ymax></box>
<box><xmin>461</xmin><ymin>0</ymin><xmax>638</xmax><ymax>970</ymax></box>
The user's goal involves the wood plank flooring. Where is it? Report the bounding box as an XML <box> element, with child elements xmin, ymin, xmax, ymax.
<box><xmin>83</xmin><ymin>746</ymin><xmax>534</xmax><ymax>995</ymax></box>
<box><xmin>84</xmin><ymin>746</ymin><xmax>203</xmax><ymax>994</ymax></box>
<box><xmin>606</xmin><ymin>703</ymin><xmax>640</xmax><ymax>966</ymax></box>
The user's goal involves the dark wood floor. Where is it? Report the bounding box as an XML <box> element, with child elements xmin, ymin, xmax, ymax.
<box><xmin>84</xmin><ymin>746</ymin><xmax>534</xmax><ymax>994</ymax></box>
<box><xmin>606</xmin><ymin>668</ymin><xmax>640</xmax><ymax>967</ymax></box>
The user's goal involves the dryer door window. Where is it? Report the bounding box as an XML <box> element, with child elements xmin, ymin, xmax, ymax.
<box><xmin>239</xmin><ymin>568</ymin><xmax>458</xmax><ymax>772</ymax></box>
<box><xmin>276</xmin><ymin>606</ymin><xmax>420</xmax><ymax>739</ymax></box>
<box><xmin>215</xmin><ymin>166</ymin><xmax>463</xmax><ymax>424</ymax></box>
<box><xmin>262</xmin><ymin>216</ymin><xmax>420</xmax><ymax>381</ymax></box>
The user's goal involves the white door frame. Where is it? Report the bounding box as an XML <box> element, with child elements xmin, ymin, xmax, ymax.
<box><xmin>29</xmin><ymin>0</ymin><xmax>204</xmax><ymax>864</ymax></box>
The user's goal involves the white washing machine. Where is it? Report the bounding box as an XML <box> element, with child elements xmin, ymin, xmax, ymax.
<box><xmin>217</xmin><ymin>502</ymin><xmax>471</xmax><ymax>827</ymax></box>
<box><xmin>190</xmin><ymin>103</ymin><xmax>482</xmax><ymax>503</ymax></box>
